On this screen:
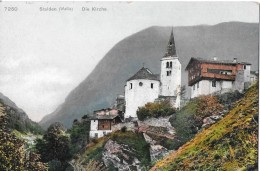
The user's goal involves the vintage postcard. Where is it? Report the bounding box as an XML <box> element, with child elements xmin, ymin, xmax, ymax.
<box><xmin>0</xmin><ymin>1</ymin><xmax>258</xmax><ymax>171</ymax></box>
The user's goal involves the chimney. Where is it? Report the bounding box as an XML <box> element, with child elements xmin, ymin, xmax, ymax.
<box><xmin>213</xmin><ymin>57</ymin><xmax>217</xmax><ymax>61</ymax></box>
<box><xmin>233</xmin><ymin>58</ymin><xmax>237</xmax><ymax>63</ymax></box>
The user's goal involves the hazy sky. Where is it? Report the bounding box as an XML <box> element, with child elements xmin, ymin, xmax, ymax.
<box><xmin>0</xmin><ymin>1</ymin><xmax>258</xmax><ymax>121</ymax></box>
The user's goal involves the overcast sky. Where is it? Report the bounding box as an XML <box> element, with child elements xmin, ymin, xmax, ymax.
<box><xmin>0</xmin><ymin>2</ymin><xmax>258</xmax><ymax>121</ymax></box>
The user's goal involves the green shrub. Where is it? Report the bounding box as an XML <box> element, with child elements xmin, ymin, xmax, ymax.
<box><xmin>120</xmin><ymin>126</ymin><xmax>127</xmax><ymax>132</ymax></box>
<box><xmin>137</xmin><ymin>102</ymin><xmax>175</xmax><ymax>121</ymax></box>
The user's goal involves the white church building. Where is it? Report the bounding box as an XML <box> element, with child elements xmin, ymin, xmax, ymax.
<box><xmin>124</xmin><ymin>29</ymin><xmax>181</xmax><ymax>118</ymax></box>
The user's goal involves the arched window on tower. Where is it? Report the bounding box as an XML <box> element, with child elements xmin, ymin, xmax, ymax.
<box><xmin>170</xmin><ymin>62</ymin><xmax>172</xmax><ymax>68</ymax></box>
<box><xmin>166</xmin><ymin>62</ymin><xmax>169</xmax><ymax>68</ymax></box>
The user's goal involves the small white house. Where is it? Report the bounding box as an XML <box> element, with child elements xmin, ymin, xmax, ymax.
<box><xmin>89</xmin><ymin>109</ymin><xmax>122</xmax><ymax>139</ymax></box>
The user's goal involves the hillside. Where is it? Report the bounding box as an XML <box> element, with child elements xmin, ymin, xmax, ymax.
<box><xmin>150</xmin><ymin>83</ymin><xmax>258</xmax><ymax>170</ymax></box>
<box><xmin>40</xmin><ymin>22</ymin><xmax>259</xmax><ymax>129</ymax></box>
<box><xmin>0</xmin><ymin>92</ymin><xmax>43</xmax><ymax>134</ymax></box>
<box><xmin>70</xmin><ymin>130</ymin><xmax>151</xmax><ymax>171</ymax></box>
<box><xmin>0</xmin><ymin>101</ymin><xmax>47</xmax><ymax>170</ymax></box>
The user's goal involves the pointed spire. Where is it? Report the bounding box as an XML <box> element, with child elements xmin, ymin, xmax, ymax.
<box><xmin>164</xmin><ymin>27</ymin><xmax>177</xmax><ymax>57</ymax></box>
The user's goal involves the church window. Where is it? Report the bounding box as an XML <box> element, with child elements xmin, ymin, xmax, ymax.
<box><xmin>139</xmin><ymin>82</ymin><xmax>143</xmax><ymax>86</ymax></box>
<box><xmin>166</xmin><ymin>62</ymin><xmax>169</xmax><ymax>68</ymax></box>
<box><xmin>170</xmin><ymin>62</ymin><xmax>172</xmax><ymax>68</ymax></box>
<box><xmin>244</xmin><ymin>65</ymin><xmax>246</xmax><ymax>69</ymax></box>
<box><xmin>167</xmin><ymin>71</ymin><xmax>172</xmax><ymax>76</ymax></box>
<box><xmin>212</xmin><ymin>80</ymin><xmax>216</xmax><ymax>87</ymax></box>
<box><xmin>130</xmin><ymin>83</ymin><xmax>133</xmax><ymax>89</ymax></box>
<box><xmin>151</xmin><ymin>83</ymin><xmax>154</xmax><ymax>89</ymax></box>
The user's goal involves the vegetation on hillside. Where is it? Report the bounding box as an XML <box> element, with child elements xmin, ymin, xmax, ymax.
<box><xmin>137</xmin><ymin>102</ymin><xmax>175</xmax><ymax>121</ymax></box>
<box><xmin>0</xmin><ymin>102</ymin><xmax>47</xmax><ymax>171</ymax></box>
<box><xmin>151</xmin><ymin>83</ymin><xmax>258</xmax><ymax>170</ymax></box>
<box><xmin>36</xmin><ymin>122</ymin><xmax>71</xmax><ymax>171</ymax></box>
<box><xmin>0</xmin><ymin>98</ymin><xmax>43</xmax><ymax>134</ymax></box>
<box><xmin>68</xmin><ymin>117</ymin><xmax>91</xmax><ymax>156</ymax></box>
<box><xmin>170</xmin><ymin>95</ymin><xmax>224</xmax><ymax>150</ymax></box>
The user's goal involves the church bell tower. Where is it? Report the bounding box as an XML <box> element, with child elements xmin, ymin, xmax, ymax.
<box><xmin>160</xmin><ymin>28</ymin><xmax>181</xmax><ymax>108</ymax></box>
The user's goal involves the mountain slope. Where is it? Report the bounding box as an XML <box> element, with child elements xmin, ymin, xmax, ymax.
<box><xmin>150</xmin><ymin>83</ymin><xmax>258</xmax><ymax>170</ymax></box>
<box><xmin>40</xmin><ymin>22</ymin><xmax>259</xmax><ymax>129</ymax></box>
<box><xmin>0</xmin><ymin>92</ymin><xmax>43</xmax><ymax>134</ymax></box>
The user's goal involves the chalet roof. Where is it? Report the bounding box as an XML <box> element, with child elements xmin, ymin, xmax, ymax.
<box><xmin>127</xmin><ymin>67</ymin><xmax>159</xmax><ymax>81</ymax></box>
<box><xmin>185</xmin><ymin>57</ymin><xmax>251</xmax><ymax>70</ymax></box>
<box><xmin>90</xmin><ymin>115</ymin><xmax>119</xmax><ymax>120</ymax></box>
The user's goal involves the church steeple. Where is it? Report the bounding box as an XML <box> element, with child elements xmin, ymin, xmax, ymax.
<box><xmin>164</xmin><ymin>28</ymin><xmax>177</xmax><ymax>57</ymax></box>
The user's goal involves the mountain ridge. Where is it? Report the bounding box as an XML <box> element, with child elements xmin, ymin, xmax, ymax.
<box><xmin>39</xmin><ymin>22</ymin><xmax>259</xmax><ymax>129</ymax></box>
<box><xmin>0</xmin><ymin>92</ymin><xmax>43</xmax><ymax>134</ymax></box>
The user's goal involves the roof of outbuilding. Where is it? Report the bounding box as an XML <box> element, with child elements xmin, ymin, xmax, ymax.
<box><xmin>127</xmin><ymin>67</ymin><xmax>159</xmax><ymax>81</ymax></box>
<box><xmin>89</xmin><ymin>115</ymin><xmax>119</xmax><ymax>120</ymax></box>
<box><xmin>185</xmin><ymin>57</ymin><xmax>251</xmax><ymax>70</ymax></box>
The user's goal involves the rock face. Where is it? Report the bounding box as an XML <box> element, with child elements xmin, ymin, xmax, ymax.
<box><xmin>138</xmin><ymin>116</ymin><xmax>175</xmax><ymax>138</ymax></box>
<box><xmin>143</xmin><ymin>133</ymin><xmax>171</xmax><ymax>162</ymax></box>
<box><xmin>102</xmin><ymin>139</ymin><xmax>141</xmax><ymax>171</ymax></box>
<box><xmin>139</xmin><ymin>117</ymin><xmax>175</xmax><ymax>162</ymax></box>
<box><xmin>39</xmin><ymin>22</ymin><xmax>258</xmax><ymax>129</ymax></box>
<box><xmin>202</xmin><ymin>115</ymin><xmax>223</xmax><ymax>128</ymax></box>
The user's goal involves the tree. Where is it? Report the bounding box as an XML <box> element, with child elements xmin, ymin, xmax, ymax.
<box><xmin>0</xmin><ymin>103</ymin><xmax>47</xmax><ymax>171</ymax></box>
<box><xmin>36</xmin><ymin>122</ymin><xmax>71</xmax><ymax>170</ymax></box>
<box><xmin>69</xmin><ymin>119</ymin><xmax>90</xmax><ymax>155</ymax></box>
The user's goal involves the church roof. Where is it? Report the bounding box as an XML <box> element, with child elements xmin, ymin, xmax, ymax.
<box><xmin>127</xmin><ymin>67</ymin><xmax>159</xmax><ymax>81</ymax></box>
<box><xmin>163</xmin><ymin>28</ymin><xmax>177</xmax><ymax>58</ymax></box>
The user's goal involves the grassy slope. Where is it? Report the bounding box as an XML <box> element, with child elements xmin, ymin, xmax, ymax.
<box><xmin>151</xmin><ymin>84</ymin><xmax>258</xmax><ymax>171</ymax></box>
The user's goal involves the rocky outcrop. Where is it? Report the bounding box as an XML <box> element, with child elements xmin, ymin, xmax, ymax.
<box><xmin>202</xmin><ymin>115</ymin><xmax>223</xmax><ymax>128</ymax></box>
<box><xmin>139</xmin><ymin>117</ymin><xmax>175</xmax><ymax>162</ymax></box>
<box><xmin>138</xmin><ymin>117</ymin><xmax>175</xmax><ymax>139</ymax></box>
<box><xmin>112</xmin><ymin>122</ymin><xmax>135</xmax><ymax>132</ymax></box>
<box><xmin>143</xmin><ymin>133</ymin><xmax>171</xmax><ymax>162</ymax></box>
<box><xmin>102</xmin><ymin>139</ymin><xmax>141</xmax><ymax>171</ymax></box>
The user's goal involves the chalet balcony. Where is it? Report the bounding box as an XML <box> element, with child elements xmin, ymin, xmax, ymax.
<box><xmin>202</xmin><ymin>72</ymin><xmax>236</xmax><ymax>81</ymax></box>
<box><xmin>188</xmin><ymin>73</ymin><xmax>236</xmax><ymax>86</ymax></box>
